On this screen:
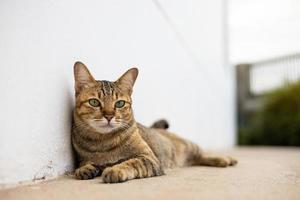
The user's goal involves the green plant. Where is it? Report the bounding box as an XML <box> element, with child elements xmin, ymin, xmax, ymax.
<box><xmin>239</xmin><ymin>81</ymin><xmax>300</xmax><ymax>146</ymax></box>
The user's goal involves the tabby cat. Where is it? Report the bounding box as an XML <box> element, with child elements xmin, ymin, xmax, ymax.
<box><xmin>72</xmin><ymin>62</ymin><xmax>237</xmax><ymax>183</ymax></box>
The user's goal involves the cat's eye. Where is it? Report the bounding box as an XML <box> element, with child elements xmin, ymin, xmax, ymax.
<box><xmin>89</xmin><ymin>99</ymin><xmax>101</xmax><ymax>107</ymax></box>
<box><xmin>115</xmin><ymin>100</ymin><xmax>125</xmax><ymax>108</ymax></box>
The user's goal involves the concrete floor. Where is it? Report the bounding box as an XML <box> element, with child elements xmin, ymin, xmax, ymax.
<box><xmin>1</xmin><ymin>147</ymin><xmax>300</xmax><ymax>200</ymax></box>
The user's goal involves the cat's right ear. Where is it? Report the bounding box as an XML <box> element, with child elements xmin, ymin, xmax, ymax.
<box><xmin>74</xmin><ymin>61</ymin><xmax>97</xmax><ymax>95</ymax></box>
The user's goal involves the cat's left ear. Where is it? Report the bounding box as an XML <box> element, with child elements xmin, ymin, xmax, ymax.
<box><xmin>116</xmin><ymin>68</ymin><xmax>138</xmax><ymax>94</ymax></box>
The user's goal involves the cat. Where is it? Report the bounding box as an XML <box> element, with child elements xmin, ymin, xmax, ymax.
<box><xmin>72</xmin><ymin>62</ymin><xmax>237</xmax><ymax>183</ymax></box>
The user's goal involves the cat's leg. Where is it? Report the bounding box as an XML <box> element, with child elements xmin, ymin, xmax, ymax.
<box><xmin>74</xmin><ymin>161</ymin><xmax>101</xmax><ymax>180</ymax></box>
<box><xmin>184</xmin><ymin>144</ymin><xmax>237</xmax><ymax>167</ymax></box>
<box><xmin>184</xmin><ymin>142</ymin><xmax>237</xmax><ymax>167</ymax></box>
<box><xmin>195</xmin><ymin>153</ymin><xmax>238</xmax><ymax>167</ymax></box>
<box><xmin>102</xmin><ymin>156</ymin><xmax>164</xmax><ymax>183</ymax></box>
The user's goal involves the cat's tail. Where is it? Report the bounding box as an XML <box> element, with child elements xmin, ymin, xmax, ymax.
<box><xmin>150</xmin><ymin>119</ymin><xmax>169</xmax><ymax>129</ymax></box>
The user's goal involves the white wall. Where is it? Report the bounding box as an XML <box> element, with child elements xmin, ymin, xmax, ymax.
<box><xmin>0</xmin><ymin>0</ymin><xmax>234</xmax><ymax>185</ymax></box>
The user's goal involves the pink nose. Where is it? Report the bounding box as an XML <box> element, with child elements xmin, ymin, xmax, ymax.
<box><xmin>104</xmin><ymin>115</ymin><xmax>114</xmax><ymax>122</ymax></box>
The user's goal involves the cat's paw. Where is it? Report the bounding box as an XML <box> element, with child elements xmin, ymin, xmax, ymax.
<box><xmin>215</xmin><ymin>156</ymin><xmax>238</xmax><ymax>167</ymax></box>
<box><xmin>102</xmin><ymin>167</ymin><xmax>130</xmax><ymax>183</ymax></box>
<box><xmin>74</xmin><ymin>164</ymin><xmax>100</xmax><ymax>180</ymax></box>
<box><xmin>228</xmin><ymin>156</ymin><xmax>238</xmax><ymax>166</ymax></box>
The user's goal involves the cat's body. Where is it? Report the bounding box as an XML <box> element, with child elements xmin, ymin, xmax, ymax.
<box><xmin>72</xmin><ymin>62</ymin><xmax>237</xmax><ymax>183</ymax></box>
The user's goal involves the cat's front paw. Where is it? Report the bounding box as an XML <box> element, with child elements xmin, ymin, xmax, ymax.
<box><xmin>102</xmin><ymin>167</ymin><xmax>131</xmax><ymax>183</ymax></box>
<box><xmin>75</xmin><ymin>164</ymin><xmax>100</xmax><ymax>180</ymax></box>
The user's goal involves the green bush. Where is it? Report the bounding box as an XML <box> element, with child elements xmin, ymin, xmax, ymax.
<box><xmin>239</xmin><ymin>81</ymin><xmax>300</xmax><ymax>146</ymax></box>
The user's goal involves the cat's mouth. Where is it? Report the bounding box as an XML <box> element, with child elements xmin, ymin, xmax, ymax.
<box><xmin>93</xmin><ymin>119</ymin><xmax>114</xmax><ymax>127</ymax></box>
<box><xmin>102</xmin><ymin>123</ymin><xmax>114</xmax><ymax>128</ymax></box>
<box><xmin>87</xmin><ymin>119</ymin><xmax>119</xmax><ymax>133</ymax></box>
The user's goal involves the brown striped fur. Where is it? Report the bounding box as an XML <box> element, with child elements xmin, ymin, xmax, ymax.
<box><xmin>72</xmin><ymin>62</ymin><xmax>237</xmax><ymax>183</ymax></box>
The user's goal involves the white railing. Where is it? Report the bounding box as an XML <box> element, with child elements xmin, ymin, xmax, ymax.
<box><xmin>249</xmin><ymin>53</ymin><xmax>300</xmax><ymax>95</ymax></box>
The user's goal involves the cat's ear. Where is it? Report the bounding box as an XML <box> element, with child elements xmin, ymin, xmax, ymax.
<box><xmin>74</xmin><ymin>61</ymin><xmax>97</xmax><ymax>95</ymax></box>
<box><xmin>116</xmin><ymin>68</ymin><xmax>138</xmax><ymax>94</ymax></box>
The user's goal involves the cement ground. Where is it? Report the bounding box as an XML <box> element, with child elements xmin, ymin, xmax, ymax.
<box><xmin>1</xmin><ymin>147</ymin><xmax>300</xmax><ymax>200</ymax></box>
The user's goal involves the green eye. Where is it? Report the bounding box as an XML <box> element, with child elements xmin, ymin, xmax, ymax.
<box><xmin>89</xmin><ymin>99</ymin><xmax>101</xmax><ymax>107</ymax></box>
<box><xmin>115</xmin><ymin>100</ymin><xmax>125</xmax><ymax>108</ymax></box>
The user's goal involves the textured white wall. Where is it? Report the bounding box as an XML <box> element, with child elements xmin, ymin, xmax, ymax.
<box><xmin>0</xmin><ymin>0</ymin><xmax>234</xmax><ymax>185</ymax></box>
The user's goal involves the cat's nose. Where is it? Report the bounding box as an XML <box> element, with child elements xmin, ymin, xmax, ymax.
<box><xmin>104</xmin><ymin>114</ymin><xmax>114</xmax><ymax>122</ymax></box>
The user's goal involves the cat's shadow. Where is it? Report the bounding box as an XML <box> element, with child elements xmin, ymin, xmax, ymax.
<box><xmin>61</xmin><ymin>82</ymin><xmax>76</xmax><ymax>172</ymax></box>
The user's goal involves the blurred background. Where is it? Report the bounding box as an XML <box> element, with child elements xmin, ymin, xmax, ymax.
<box><xmin>0</xmin><ymin>0</ymin><xmax>299</xmax><ymax>186</ymax></box>
<box><xmin>230</xmin><ymin>0</ymin><xmax>300</xmax><ymax>146</ymax></box>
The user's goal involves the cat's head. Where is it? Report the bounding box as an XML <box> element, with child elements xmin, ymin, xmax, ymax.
<box><xmin>73</xmin><ymin>61</ymin><xmax>138</xmax><ymax>134</ymax></box>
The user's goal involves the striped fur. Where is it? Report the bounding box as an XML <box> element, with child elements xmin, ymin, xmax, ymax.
<box><xmin>72</xmin><ymin>62</ymin><xmax>237</xmax><ymax>183</ymax></box>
